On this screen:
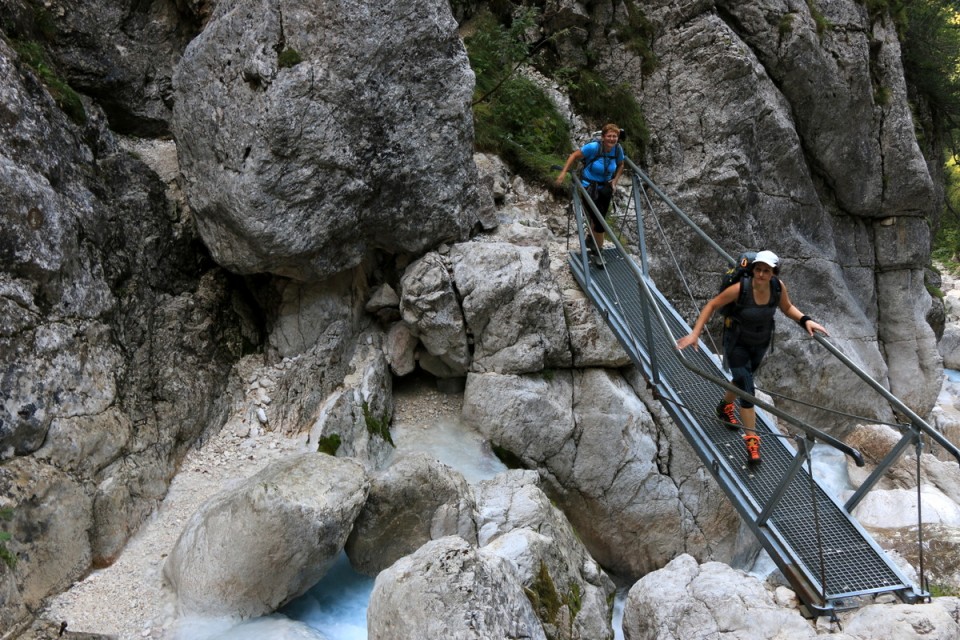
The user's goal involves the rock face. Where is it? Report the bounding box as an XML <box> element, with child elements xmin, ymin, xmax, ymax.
<box><xmin>162</xmin><ymin>453</ymin><xmax>368</xmax><ymax>619</ymax></box>
<box><xmin>624</xmin><ymin>1</ymin><xmax>942</xmax><ymax>428</ymax></box>
<box><xmin>474</xmin><ymin>470</ymin><xmax>616</xmax><ymax>640</ymax></box>
<box><xmin>345</xmin><ymin>452</ymin><xmax>479</xmax><ymax>575</ymax></box>
<box><xmin>171</xmin><ymin>0</ymin><xmax>489</xmax><ymax>280</ymax></box>
<box><xmin>0</xmin><ymin>34</ymin><xmax>250</xmax><ymax>631</ymax></box>
<box><xmin>2</xmin><ymin>0</ymin><xmax>958</xmax><ymax>633</ymax></box>
<box><xmin>621</xmin><ymin>554</ymin><xmax>960</xmax><ymax>640</ymax></box>
<box><xmin>622</xmin><ymin>554</ymin><xmax>820</xmax><ymax>640</ymax></box>
<box><xmin>0</xmin><ymin>0</ymin><xmax>208</xmax><ymax>136</ymax></box>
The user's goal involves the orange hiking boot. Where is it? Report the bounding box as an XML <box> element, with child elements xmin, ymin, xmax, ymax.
<box><xmin>743</xmin><ymin>434</ymin><xmax>761</xmax><ymax>464</ymax></box>
<box><xmin>715</xmin><ymin>401</ymin><xmax>739</xmax><ymax>429</ymax></box>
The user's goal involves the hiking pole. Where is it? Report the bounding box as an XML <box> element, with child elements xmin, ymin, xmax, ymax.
<box><xmin>552</xmin><ymin>165</ymin><xmax>574</xmax><ymax>253</ymax></box>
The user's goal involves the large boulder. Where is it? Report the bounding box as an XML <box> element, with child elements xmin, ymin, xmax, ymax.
<box><xmin>399</xmin><ymin>252</ymin><xmax>471</xmax><ymax>377</ymax></box>
<box><xmin>451</xmin><ymin>241</ymin><xmax>571</xmax><ymax>374</ymax></box>
<box><xmin>0</xmin><ymin>0</ymin><xmax>206</xmax><ymax>135</ymax></box>
<box><xmin>0</xmin><ymin>36</ymin><xmax>248</xmax><ymax>630</ymax></box>
<box><xmin>304</xmin><ymin>329</ymin><xmax>396</xmax><ymax>469</ymax></box>
<box><xmin>622</xmin><ymin>554</ymin><xmax>819</xmax><ymax>640</ymax></box>
<box><xmin>839</xmin><ymin>598</ymin><xmax>960</xmax><ymax>639</ymax></box>
<box><xmin>345</xmin><ymin>452</ymin><xmax>479</xmax><ymax>575</ymax></box>
<box><xmin>462</xmin><ymin>368</ymin><xmax>739</xmax><ymax>580</ymax></box>
<box><xmin>475</xmin><ymin>470</ymin><xmax>616</xmax><ymax>640</ymax></box>
<box><xmin>171</xmin><ymin>0</ymin><xmax>488</xmax><ymax>280</ymax></box>
<box><xmin>367</xmin><ymin>536</ymin><xmax>548</xmax><ymax>640</ymax></box>
<box><xmin>162</xmin><ymin>453</ymin><xmax>368</xmax><ymax>619</ymax></box>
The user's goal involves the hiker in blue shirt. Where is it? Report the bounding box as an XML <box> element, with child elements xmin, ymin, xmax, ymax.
<box><xmin>675</xmin><ymin>251</ymin><xmax>828</xmax><ymax>464</ymax></box>
<box><xmin>556</xmin><ymin>123</ymin><xmax>625</xmax><ymax>267</ymax></box>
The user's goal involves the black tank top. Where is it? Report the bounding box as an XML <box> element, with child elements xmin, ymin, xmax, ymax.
<box><xmin>733</xmin><ymin>277</ymin><xmax>779</xmax><ymax>347</ymax></box>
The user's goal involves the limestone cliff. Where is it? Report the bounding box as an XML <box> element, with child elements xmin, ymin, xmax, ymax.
<box><xmin>0</xmin><ymin>0</ymin><xmax>950</xmax><ymax>632</ymax></box>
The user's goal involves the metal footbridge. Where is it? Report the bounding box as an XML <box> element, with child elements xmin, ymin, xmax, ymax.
<box><xmin>565</xmin><ymin>153</ymin><xmax>960</xmax><ymax>617</ymax></box>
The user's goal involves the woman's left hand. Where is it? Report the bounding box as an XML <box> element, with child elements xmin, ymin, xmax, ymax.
<box><xmin>805</xmin><ymin>320</ymin><xmax>829</xmax><ymax>337</ymax></box>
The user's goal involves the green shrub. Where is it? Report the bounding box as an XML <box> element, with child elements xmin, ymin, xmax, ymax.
<box><xmin>874</xmin><ymin>85</ymin><xmax>891</xmax><ymax>106</ymax></box>
<box><xmin>466</xmin><ymin>10</ymin><xmax>571</xmax><ymax>185</ymax></box>
<box><xmin>0</xmin><ymin>507</ymin><xmax>14</xmax><ymax>570</ymax></box>
<box><xmin>933</xmin><ymin>158</ymin><xmax>960</xmax><ymax>271</ymax></box>
<box><xmin>622</xmin><ymin>3</ymin><xmax>657</xmax><ymax>76</ymax></box>
<box><xmin>566</xmin><ymin>69</ymin><xmax>648</xmax><ymax>157</ymax></box>
<box><xmin>12</xmin><ymin>40</ymin><xmax>85</xmax><ymax>124</ymax></box>
<box><xmin>362</xmin><ymin>402</ymin><xmax>395</xmax><ymax>446</ymax></box>
<box><xmin>807</xmin><ymin>0</ymin><xmax>832</xmax><ymax>34</ymax></box>
<box><xmin>316</xmin><ymin>433</ymin><xmax>342</xmax><ymax>456</ymax></box>
<box><xmin>928</xmin><ymin>582</ymin><xmax>960</xmax><ymax>597</ymax></box>
<box><xmin>278</xmin><ymin>47</ymin><xmax>302</xmax><ymax>69</ymax></box>
<box><xmin>779</xmin><ymin>14</ymin><xmax>795</xmax><ymax>36</ymax></box>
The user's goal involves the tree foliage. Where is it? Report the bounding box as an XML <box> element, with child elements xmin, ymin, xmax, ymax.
<box><xmin>886</xmin><ymin>1</ymin><xmax>960</xmax><ymax>265</ymax></box>
<box><xmin>466</xmin><ymin>9</ymin><xmax>571</xmax><ymax>185</ymax></box>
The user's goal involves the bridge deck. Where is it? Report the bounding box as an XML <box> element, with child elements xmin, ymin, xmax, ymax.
<box><xmin>570</xmin><ymin>247</ymin><xmax>914</xmax><ymax>612</ymax></box>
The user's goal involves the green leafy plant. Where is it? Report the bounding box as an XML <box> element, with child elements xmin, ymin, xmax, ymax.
<box><xmin>622</xmin><ymin>2</ymin><xmax>657</xmax><ymax>76</ymax></box>
<box><xmin>807</xmin><ymin>0</ymin><xmax>832</xmax><ymax>34</ymax></box>
<box><xmin>779</xmin><ymin>13</ymin><xmax>795</xmax><ymax>36</ymax></box>
<box><xmin>316</xmin><ymin>433</ymin><xmax>342</xmax><ymax>456</ymax></box>
<box><xmin>466</xmin><ymin>9</ymin><xmax>571</xmax><ymax>184</ymax></box>
<box><xmin>0</xmin><ymin>507</ymin><xmax>15</xmax><ymax>569</ymax></box>
<box><xmin>565</xmin><ymin>69</ymin><xmax>648</xmax><ymax>158</ymax></box>
<box><xmin>11</xmin><ymin>40</ymin><xmax>85</xmax><ymax>124</ymax></box>
<box><xmin>362</xmin><ymin>402</ymin><xmax>395</xmax><ymax>446</ymax></box>
<box><xmin>278</xmin><ymin>47</ymin><xmax>302</xmax><ymax>69</ymax></box>
<box><xmin>523</xmin><ymin>562</ymin><xmax>583</xmax><ymax>634</ymax></box>
<box><xmin>928</xmin><ymin>582</ymin><xmax>960</xmax><ymax>597</ymax></box>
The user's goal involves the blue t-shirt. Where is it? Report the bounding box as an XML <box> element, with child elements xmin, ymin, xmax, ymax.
<box><xmin>580</xmin><ymin>140</ymin><xmax>623</xmax><ymax>185</ymax></box>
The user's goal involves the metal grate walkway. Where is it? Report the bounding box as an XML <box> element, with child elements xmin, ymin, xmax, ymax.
<box><xmin>569</xmin><ymin>247</ymin><xmax>918</xmax><ymax>614</ymax></box>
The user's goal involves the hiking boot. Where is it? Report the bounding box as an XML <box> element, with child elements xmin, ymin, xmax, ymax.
<box><xmin>715</xmin><ymin>402</ymin><xmax>739</xmax><ymax>429</ymax></box>
<box><xmin>743</xmin><ymin>434</ymin><xmax>761</xmax><ymax>464</ymax></box>
<box><xmin>591</xmin><ymin>252</ymin><xmax>605</xmax><ymax>269</ymax></box>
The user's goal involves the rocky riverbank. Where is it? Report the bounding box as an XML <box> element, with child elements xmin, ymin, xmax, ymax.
<box><xmin>36</xmin><ymin>376</ymin><xmax>462</xmax><ymax>639</ymax></box>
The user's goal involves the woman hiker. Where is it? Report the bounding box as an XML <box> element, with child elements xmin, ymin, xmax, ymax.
<box><xmin>555</xmin><ymin>123</ymin><xmax>625</xmax><ymax>268</ymax></box>
<box><xmin>675</xmin><ymin>250</ymin><xmax>828</xmax><ymax>464</ymax></box>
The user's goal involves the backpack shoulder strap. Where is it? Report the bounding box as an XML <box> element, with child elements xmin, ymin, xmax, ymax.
<box><xmin>737</xmin><ymin>276</ymin><xmax>751</xmax><ymax>308</ymax></box>
<box><xmin>582</xmin><ymin>140</ymin><xmax>601</xmax><ymax>163</ymax></box>
<box><xmin>770</xmin><ymin>276</ymin><xmax>782</xmax><ymax>307</ymax></box>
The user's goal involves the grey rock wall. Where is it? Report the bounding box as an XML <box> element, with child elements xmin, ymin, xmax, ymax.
<box><xmin>0</xmin><ymin>36</ymin><xmax>249</xmax><ymax>631</ymax></box>
<box><xmin>605</xmin><ymin>1</ymin><xmax>941</xmax><ymax>426</ymax></box>
<box><xmin>0</xmin><ymin>0</ymin><xmax>954</xmax><ymax>631</ymax></box>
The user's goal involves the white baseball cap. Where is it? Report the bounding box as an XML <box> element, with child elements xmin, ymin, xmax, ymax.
<box><xmin>754</xmin><ymin>250</ymin><xmax>779</xmax><ymax>268</ymax></box>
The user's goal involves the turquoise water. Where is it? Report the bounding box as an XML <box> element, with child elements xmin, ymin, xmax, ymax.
<box><xmin>281</xmin><ymin>552</ymin><xmax>373</xmax><ymax>639</ymax></box>
<box><xmin>175</xmin><ymin>417</ymin><xmax>507</xmax><ymax>639</ymax></box>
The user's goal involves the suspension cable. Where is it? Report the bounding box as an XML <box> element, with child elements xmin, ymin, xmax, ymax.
<box><xmin>573</xmin><ymin>184</ymin><xmax>647</xmax><ymax>360</ymax></box>
<box><xmin>755</xmin><ymin>386</ymin><xmax>909</xmax><ymax>430</ymax></box>
<box><xmin>638</xmin><ymin>181</ymin><xmax>725</xmax><ymax>359</ymax></box>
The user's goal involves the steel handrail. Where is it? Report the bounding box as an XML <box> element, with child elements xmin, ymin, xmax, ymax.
<box><xmin>617</xmin><ymin>155</ymin><xmax>960</xmax><ymax>467</ymax></box>
<box><xmin>812</xmin><ymin>334</ymin><xmax>960</xmax><ymax>465</ymax></box>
